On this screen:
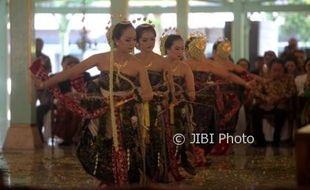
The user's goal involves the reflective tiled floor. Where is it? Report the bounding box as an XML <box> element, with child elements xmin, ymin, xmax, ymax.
<box><xmin>0</xmin><ymin>144</ymin><xmax>296</xmax><ymax>189</ymax></box>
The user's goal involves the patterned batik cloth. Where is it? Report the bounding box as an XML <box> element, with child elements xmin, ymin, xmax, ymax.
<box><xmin>76</xmin><ymin>71</ymin><xmax>144</xmax><ymax>185</ymax></box>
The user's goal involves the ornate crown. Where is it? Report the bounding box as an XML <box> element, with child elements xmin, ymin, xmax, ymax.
<box><xmin>187</xmin><ymin>31</ymin><xmax>207</xmax><ymax>60</ymax></box>
<box><xmin>160</xmin><ymin>27</ymin><xmax>178</xmax><ymax>56</ymax></box>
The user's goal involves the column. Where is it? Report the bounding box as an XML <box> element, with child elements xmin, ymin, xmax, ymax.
<box><xmin>0</xmin><ymin>0</ymin><xmax>9</xmax><ymax>148</ymax></box>
<box><xmin>3</xmin><ymin>0</ymin><xmax>42</xmax><ymax>150</ymax></box>
<box><xmin>176</xmin><ymin>0</ymin><xmax>189</xmax><ymax>39</ymax></box>
<box><xmin>231</xmin><ymin>0</ymin><xmax>249</xmax><ymax>61</ymax></box>
<box><xmin>110</xmin><ymin>0</ymin><xmax>129</xmax><ymax>23</ymax></box>
<box><xmin>59</xmin><ymin>15</ymin><xmax>70</xmax><ymax>63</ymax></box>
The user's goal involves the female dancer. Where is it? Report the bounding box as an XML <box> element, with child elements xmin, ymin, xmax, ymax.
<box><xmin>209</xmin><ymin>40</ymin><xmax>257</xmax><ymax>155</ymax></box>
<box><xmin>161</xmin><ymin>33</ymin><xmax>196</xmax><ymax>176</ymax></box>
<box><xmin>134</xmin><ymin>23</ymin><xmax>183</xmax><ymax>182</ymax></box>
<box><xmin>32</xmin><ymin>21</ymin><xmax>153</xmax><ymax>185</ymax></box>
<box><xmin>185</xmin><ymin>36</ymin><xmax>253</xmax><ymax>165</ymax></box>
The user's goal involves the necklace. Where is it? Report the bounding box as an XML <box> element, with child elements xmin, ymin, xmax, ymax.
<box><xmin>171</xmin><ymin>63</ymin><xmax>179</xmax><ymax>73</ymax></box>
<box><xmin>138</xmin><ymin>53</ymin><xmax>153</xmax><ymax>69</ymax></box>
<box><xmin>114</xmin><ymin>61</ymin><xmax>128</xmax><ymax>71</ymax></box>
<box><xmin>144</xmin><ymin>62</ymin><xmax>153</xmax><ymax>69</ymax></box>
<box><xmin>113</xmin><ymin>60</ymin><xmax>128</xmax><ymax>86</ymax></box>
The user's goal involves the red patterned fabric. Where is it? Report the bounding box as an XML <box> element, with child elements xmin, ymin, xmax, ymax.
<box><xmin>220</xmin><ymin>93</ymin><xmax>241</xmax><ymax>126</ymax></box>
<box><xmin>112</xmin><ymin>146</ymin><xmax>128</xmax><ymax>184</ymax></box>
<box><xmin>240</xmin><ymin>71</ymin><xmax>251</xmax><ymax>82</ymax></box>
<box><xmin>30</xmin><ymin>59</ymin><xmax>108</xmax><ymax>119</ymax></box>
<box><xmin>70</xmin><ymin>74</ymin><xmax>86</xmax><ymax>93</ymax></box>
<box><xmin>215</xmin><ymin>85</ymin><xmax>224</xmax><ymax>112</ymax></box>
<box><xmin>210</xmin><ymin>137</ymin><xmax>230</xmax><ymax>155</ymax></box>
<box><xmin>111</xmin><ymin>109</ymin><xmax>128</xmax><ymax>184</ymax></box>
<box><xmin>212</xmin><ymin>79</ymin><xmax>241</xmax><ymax>127</ymax></box>
<box><xmin>165</xmin><ymin>105</ymin><xmax>182</xmax><ymax>180</ymax></box>
<box><xmin>193</xmin><ymin>146</ymin><xmax>206</xmax><ymax>166</ymax></box>
<box><xmin>52</xmin><ymin>101</ymin><xmax>83</xmax><ymax>140</ymax></box>
<box><xmin>30</xmin><ymin>58</ymin><xmax>49</xmax><ymax>80</ymax></box>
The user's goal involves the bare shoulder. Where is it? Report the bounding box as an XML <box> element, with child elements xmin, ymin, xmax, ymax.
<box><xmin>184</xmin><ymin>59</ymin><xmax>196</xmax><ymax>69</ymax></box>
<box><xmin>87</xmin><ymin>52</ymin><xmax>109</xmax><ymax>62</ymax></box>
<box><xmin>100</xmin><ymin>52</ymin><xmax>110</xmax><ymax>60</ymax></box>
<box><xmin>181</xmin><ymin>61</ymin><xmax>191</xmax><ymax>68</ymax></box>
<box><xmin>180</xmin><ymin>61</ymin><xmax>192</xmax><ymax>73</ymax></box>
<box><xmin>88</xmin><ymin>52</ymin><xmax>110</xmax><ymax>69</ymax></box>
<box><xmin>152</xmin><ymin>52</ymin><xmax>164</xmax><ymax>60</ymax></box>
<box><xmin>162</xmin><ymin>58</ymin><xmax>172</xmax><ymax>69</ymax></box>
<box><xmin>207</xmin><ymin>59</ymin><xmax>219</xmax><ymax>69</ymax></box>
<box><xmin>129</xmin><ymin>55</ymin><xmax>143</xmax><ymax>67</ymax></box>
<box><xmin>204</xmin><ymin>58</ymin><xmax>215</xmax><ymax>64</ymax></box>
<box><xmin>153</xmin><ymin>53</ymin><xmax>166</xmax><ymax>67</ymax></box>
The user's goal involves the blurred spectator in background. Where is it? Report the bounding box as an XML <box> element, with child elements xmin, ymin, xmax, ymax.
<box><xmin>285</xmin><ymin>57</ymin><xmax>298</xmax><ymax>78</ymax></box>
<box><xmin>251</xmin><ymin>59</ymin><xmax>296</xmax><ymax>147</ymax></box>
<box><xmin>294</xmin><ymin>50</ymin><xmax>306</xmax><ymax>75</ymax></box>
<box><xmin>281</xmin><ymin>37</ymin><xmax>298</xmax><ymax>61</ymax></box>
<box><xmin>237</xmin><ymin>58</ymin><xmax>250</xmax><ymax>71</ymax></box>
<box><xmin>251</xmin><ymin>56</ymin><xmax>265</xmax><ymax>76</ymax></box>
<box><xmin>35</xmin><ymin>38</ymin><xmax>51</xmax><ymax>73</ymax></box>
<box><xmin>264</xmin><ymin>50</ymin><xmax>277</xmax><ymax>72</ymax></box>
<box><xmin>52</xmin><ymin>55</ymin><xmax>90</xmax><ymax>146</ymax></box>
<box><xmin>34</xmin><ymin>38</ymin><xmax>53</xmax><ymax>143</ymax></box>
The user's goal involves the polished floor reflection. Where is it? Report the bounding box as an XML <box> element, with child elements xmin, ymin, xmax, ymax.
<box><xmin>0</xmin><ymin>144</ymin><xmax>296</xmax><ymax>189</ymax></box>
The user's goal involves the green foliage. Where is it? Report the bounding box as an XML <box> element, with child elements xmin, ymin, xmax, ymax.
<box><xmin>279</xmin><ymin>0</ymin><xmax>310</xmax><ymax>42</ymax></box>
<box><xmin>280</xmin><ymin>12</ymin><xmax>310</xmax><ymax>42</ymax></box>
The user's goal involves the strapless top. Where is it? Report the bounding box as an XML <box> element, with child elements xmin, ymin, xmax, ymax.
<box><xmin>148</xmin><ymin>70</ymin><xmax>168</xmax><ymax>92</ymax></box>
<box><xmin>98</xmin><ymin>71</ymin><xmax>140</xmax><ymax>91</ymax></box>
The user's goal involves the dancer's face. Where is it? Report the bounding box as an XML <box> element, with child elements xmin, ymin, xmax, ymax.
<box><xmin>114</xmin><ymin>27</ymin><xmax>136</xmax><ymax>53</ymax></box>
<box><xmin>167</xmin><ymin>39</ymin><xmax>184</xmax><ymax>61</ymax></box>
<box><xmin>137</xmin><ymin>31</ymin><xmax>155</xmax><ymax>53</ymax></box>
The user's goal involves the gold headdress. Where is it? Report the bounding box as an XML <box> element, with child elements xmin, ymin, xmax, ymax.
<box><xmin>216</xmin><ymin>38</ymin><xmax>232</xmax><ymax>59</ymax></box>
<box><xmin>187</xmin><ymin>31</ymin><xmax>207</xmax><ymax>61</ymax></box>
<box><xmin>160</xmin><ymin>27</ymin><xmax>178</xmax><ymax>56</ymax></box>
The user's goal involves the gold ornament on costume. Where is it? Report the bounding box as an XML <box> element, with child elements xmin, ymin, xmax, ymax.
<box><xmin>160</xmin><ymin>27</ymin><xmax>178</xmax><ymax>56</ymax></box>
<box><xmin>217</xmin><ymin>38</ymin><xmax>232</xmax><ymax>59</ymax></box>
<box><xmin>187</xmin><ymin>32</ymin><xmax>207</xmax><ymax>61</ymax></box>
